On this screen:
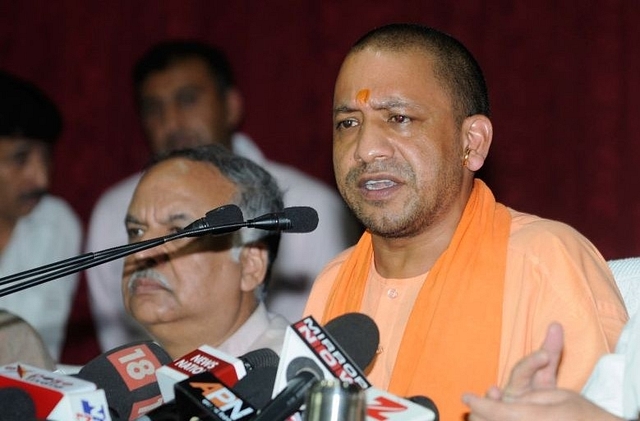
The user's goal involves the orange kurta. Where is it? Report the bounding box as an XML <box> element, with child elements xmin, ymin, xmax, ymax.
<box><xmin>304</xmin><ymin>181</ymin><xmax>628</xmax><ymax>421</ymax></box>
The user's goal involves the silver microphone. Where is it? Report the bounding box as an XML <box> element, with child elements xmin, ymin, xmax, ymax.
<box><xmin>304</xmin><ymin>379</ymin><xmax>365</xmax><ymax>421</ymax></box>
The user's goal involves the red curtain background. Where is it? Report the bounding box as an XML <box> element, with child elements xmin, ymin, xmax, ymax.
<box><xmin>2</xmin><ymin>1</ymin><xmax>640</xmax><ymax>362</ymax></box>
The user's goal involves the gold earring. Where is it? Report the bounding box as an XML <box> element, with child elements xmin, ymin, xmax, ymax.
<box><xmin>462</xmin><ymin>147</ymin><xmax>471</xmax><ymax>167</ymax></box>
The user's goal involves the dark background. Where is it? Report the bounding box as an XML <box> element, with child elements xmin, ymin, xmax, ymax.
<box><xmin>2</xmin><ymin>1</ymin><xmax>640</xmax><ymax>362</ymax></box>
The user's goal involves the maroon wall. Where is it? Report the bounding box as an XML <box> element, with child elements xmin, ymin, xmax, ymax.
<box><xmin>3</xmin><ymin>1</ymin><xmax>640</xmax><ymax>361</ymax></box>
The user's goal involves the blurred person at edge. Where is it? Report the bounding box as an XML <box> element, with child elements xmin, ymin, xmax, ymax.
<box><xmin>0</xmin><ymin>70</ymin><xmax>81</xmax><ymax>366</ymax></box>
<box><xmin>86</xmin><ymin>40</ymin><xmax>360</xmax><ymax>351</ymax></box>
<box><xmin>121</xmin><ymin>144</ymin><xmax>288</xmax><ymax>359</ymax></box>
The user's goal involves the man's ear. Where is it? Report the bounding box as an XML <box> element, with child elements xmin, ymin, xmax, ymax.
<box><xmin>462</xmin><ymin>115</ymin><xmax>492</xmax><ymax>172</ymax></box>
<box><xmin>225</xmin><ymin>87</ymin><xmax>244</xmax><ymax>129</ymax></box>
<box><xmin>238</xmin><ymin>243</ymin><xmax>268</xmax><ymax>292</ymax></box>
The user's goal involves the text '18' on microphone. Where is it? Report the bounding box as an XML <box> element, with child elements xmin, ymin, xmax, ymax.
<box><xmin>75</xmin><ymin>340</ymin><xmax>172</xmax><ymax>420</ymax></box>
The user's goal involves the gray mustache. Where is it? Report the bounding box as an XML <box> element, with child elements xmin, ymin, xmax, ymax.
<box><xmin>127</xmin><ymin>268</ymin><xmax>171</xmax><ymax>293</ymax></box>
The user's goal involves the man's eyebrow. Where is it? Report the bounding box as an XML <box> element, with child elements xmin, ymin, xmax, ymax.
<box><xmin>333</xmin><ymin>98</ymin><xmax>417</xmax><ymax>115</ymax></box>
<box><xmin>372</xmin><ymin>98</ymin><xmax>415</xmax><ymax>110</ymax></box>
<box><xmin>124</xmin><ymin>213</ymin><xmax>192</xmax><ymax>225</ymax></box>
<box><xmin>333</xmin><ymin>105</ymin><xmax>358</xmax><ymax>115</ymax></box>
<box><xmin>167</xmin><ymin>213</ymin><xmax>192</xmax><ymax>224</ymax></box>
<box><xmin>125</xmin><ymin>214</ymin><xmax>142</xmax><ymax>225</ymax></box>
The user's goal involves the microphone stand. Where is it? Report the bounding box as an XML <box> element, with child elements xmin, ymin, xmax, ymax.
<box><xmin>0</xmin><ymin>205</ymin><xmax>245</xmax><ymax>297</ymax></box>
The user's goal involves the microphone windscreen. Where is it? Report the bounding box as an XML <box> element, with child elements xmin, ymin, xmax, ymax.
<box><xmin>283</xmin><ymin>207</ymin><xmax>319</xmax><ymax>233</ymax></box>
<box><xmin>285</xmin><ymin>356</ymin><xmax>324</xmax><ymax>381</ymax></box>
<box><xmin>233</xmin><ymin>365</ymin><xmax>279</xmax><ymax>409</ymax></box>
<box><xmin>242</xmin><ymin>348</ymin><xmax>279</xmax><ymax>370</ymax></box>
<box><xmin>0</xmin><ymin>387</ymin><xmax>37</xmax><ymax>421</ymax></box>
<box><xmin>76</xmin><ymin>341</ymin><xmax>172</xmax><ymax>420</ymax></box>
<box><xmin>184</xmin><ymin>204</ymin><xmax>244</xmax><ymax>231</ymax></box>
<box><xmin>324</xmin><ymin>312</ymin><xmax>380</xmax><ymax>371</ymax></box>
<box><xmin>203</xmin><ymin>204</ymin><xmax>244</xmax><ymax>226</ymax></box>
<box><xmin>409</xmin><ymin>395</ymin><xmax>439</xmax><ymax>421</ymax></box>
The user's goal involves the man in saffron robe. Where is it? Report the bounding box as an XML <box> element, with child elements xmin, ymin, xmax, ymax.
<box><xmin>303</xmin><ymin>23</ymin><xmax>628</xmax><ymax>421</ymax></box>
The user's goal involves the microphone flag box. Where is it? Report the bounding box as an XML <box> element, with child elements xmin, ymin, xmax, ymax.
<box><xmin>0</xmin><ymin>362</ymin><xmax>111</xmax><ymax>421</ymax></box>
<box><xmin>174</xmin><ymin>371</ymin><xmax>257</xmax><ymax>421</ymax></box>
<box><xmin>156</xmin><ymin>345</ymin><xmax>247</xmax><ymax>402</ymax></box>
<box><xmin>272</xmin><ymin>316</ymin><xmax>437</xmax><ymax>421</ymax></box>
<box><xmin>272</xmin><ymin>315</ymin><xmax>371</xmax><ymax>398</ymax></box>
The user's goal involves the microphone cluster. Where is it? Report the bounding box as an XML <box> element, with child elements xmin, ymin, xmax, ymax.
<box><xmin>0</xmin><ymin>204</ymin><xmax>319</xmax><ymax>297</ymax></box>
<box><xmin>0</xmin><ymin>312</ymin><xmax>439</xmax><ymax>420</ymax></box>
<box><xmin>0</xmin><ymin>201</ymin><xmax>438</xmax><ymax>420</ymax></box>
<box><xmin>0</xmin><ymin>341</ymin><xmax>171</xmax><ymax>420</ymax></box>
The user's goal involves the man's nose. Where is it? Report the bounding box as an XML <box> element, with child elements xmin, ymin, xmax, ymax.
<box><xmin>353</xmin><ymin>120</ymin><xmax>394</xmax><ymax>164</ymax></box>
<box><xmin>162</xmin><ymin>103</ymin><xmax>185</xmax><ymax>132</ymax></box>
<box><xmin>129</xmin><ymin>244</ymin><xmax>170</xmax><ymax>269</ymax></box>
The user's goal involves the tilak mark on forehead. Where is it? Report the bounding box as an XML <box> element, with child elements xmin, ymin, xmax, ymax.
<box><xmin>356</xmin><ymin>89</ymin><xmax>370</xmax><ymax>104</ymax></box>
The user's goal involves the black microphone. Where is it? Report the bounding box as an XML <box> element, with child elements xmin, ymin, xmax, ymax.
<box><xmin>252</xmin><ymin>313</ymin><xmax>379</xmax><ymax>421</ymax></box>
<box><xmin>135</xmin><ymin>348</ymin><xmax>280</xmax><ymax>420</ymax></box>
<box><xmin>321</xmin><ymin>312</ymin><xmax>379</xmax><ymax>372</ymax></box>
<box><xmin>246</xmin><ymin>206</ymin><xmax>319</xmax><ymax>233</ymax></box>
<box><xmin>75</xmin><ymin>341</ymin><xmax>173</xmax><ymax>420</ymax></box>
<box><xmin>0</xmin><ymin>204</ymin><xmax>246</xmax><ymax>297</ymax></box>
<box><xmin>172</xmin><ymin>361</ymin><xmax>280</xmax><ymax>421</ymax></box>
<box><xmin>232</xmin><ymin>365</ymin><xmax>279</xmax><ymax>410</ymax></box>
<box><xmin>181</xmin><ymin>204</ymin><xmax>245</xmax><ymax>232</ymax></box>
<box><xmin>0</xmin><ymin>387</ymin><xmax>38</xmax><ymax>421</ymax></box>
<box><xmin>0</xmin><ymin>205</ymin><xmax>319</xmax><ymax>298</ymax></box>
<box><xmin>408</xmin><ymin>396</ymin><xmax>439</xmax><ymax>421</ymax></box>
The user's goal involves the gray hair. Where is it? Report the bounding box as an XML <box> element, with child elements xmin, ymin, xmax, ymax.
<box><xmin>148</xmin><ymin>143</ymin><xmax>284</xmax><ymax>293</ymax></box>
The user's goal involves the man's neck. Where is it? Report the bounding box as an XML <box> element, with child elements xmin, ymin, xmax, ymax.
<box><xmin>152</xmin><ymin>299</ymin><xmax>258</xmax><ymax>360</ymax></box>
<box><xmin>372</xmin><ymin>182</ymin><xmax>474</xmax><ymax>279</ymax></box>
<box><xmin>372</xmin><ymin>232</ymin><xmax>450</xmax><ymax>279</ymax></box>
<box><xmin>372</xmin><ymin>209</ymin><xmax>466</xmax><ymax>279</ymax></box>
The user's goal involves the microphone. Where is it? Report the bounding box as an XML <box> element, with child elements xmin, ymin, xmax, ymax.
<box><xmin>0</xmin><ymin>363</ymin><xmax>110</xmax><ymax>420</ymax></box>
<box><xmin>304</xmin><ymin>379</ymin><xmax>366</xmax><ymax>421</ymax></box>
<box><xmin>155</xmin><ymin>345</ymin><xmax>268</xmax><ymax>402</ymax></box>
<box><xmin>0</xmin><ymin>204</ymin><xmax>246</xmax><ymax>297</ymax></box>
<box><xmin>231</xmin><ymin>365</ymin><xmax>279</xmax><ymax>410</ymax></box>
<box><xmin>0</xmin><ymin>205</ymin><xmax>317</xmax><ymax>297</ymax></box>
<box><xmin>253</xmin><ymin>313</ymin><xmax>379</xmax><ymax>421</ymax></box>
<box><xmin>408</xmin><ymin>395</ymin><xmax>439</xmax><ymax>421</ymax></box>
<box><xmin>0</xmin><ymin>387</ymin><xmax>39</xmax><ymax>421</ymax></box>
<box><xmin>75</xmin><ymin>340</ymin><xmax>172</xmax><ymax>420</ymax></box>
<box><xmin>141</xmin><ymin>348</ymin><xmax>279</xmax><ymax>420</ymax></box>
<box><xmin>172</xmin><ymin>361</ymin><xmax>279</xmax><ymax>421</ymax></box>
<box><xmin>142</xmin><ymin>350</ymin><xmax>280</xmax><ymax>421</ymax></box>
<box><xmin>181</xmin><ymin>204</ymin><xmax>245</xmax><ymax>232</ymax></box>
<box><xmin>246</xmin><ymin>206</ymin><xmax>319</xmax><ymax>233</ymax></box>
<box><xmin>257</xmin><ymin>313</ymin><xmax>438</xmax><ymax>421</ymax></box>
<box><xmin>363</xmin><ymin>389</ymin><xmax>438</xmax><ymax>421</ymax></box>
